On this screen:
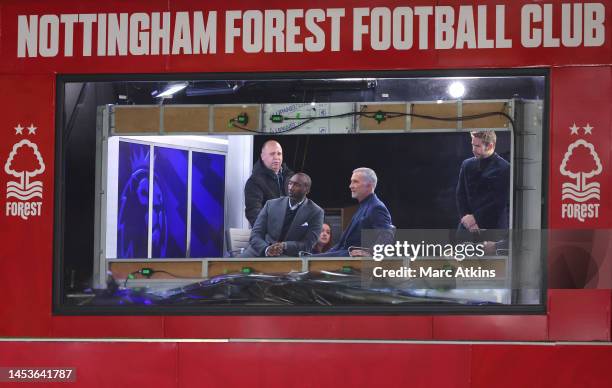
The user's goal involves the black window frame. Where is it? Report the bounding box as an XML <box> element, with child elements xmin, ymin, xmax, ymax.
<box><xmin>53</xmin><ymin>68</ymin><xmax>550</xmax><ymax>315</ymax></box>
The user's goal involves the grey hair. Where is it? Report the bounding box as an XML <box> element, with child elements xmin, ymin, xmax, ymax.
<box><xmin>353</xmin><ymin>167</ymin><xmax>377</xmax><ymax>190</ymax></box>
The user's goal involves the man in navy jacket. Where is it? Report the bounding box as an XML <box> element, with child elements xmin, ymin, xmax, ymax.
<box><xmin>312</xmin><ymin>167</ymin><xmax>392</xmax><ymax>257</ymax></box>
<box><xmin>456</xmin><ymin>130</ymin><xmax>510</xmax><ymax>253</ymax></box>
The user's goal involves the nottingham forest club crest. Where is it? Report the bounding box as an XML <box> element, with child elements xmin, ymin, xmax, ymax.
<box><xmin>560</xmin><ymin>123</ymin><xmax>601</xmax><ymax>222</ymax></box>
<box><xmin>4</xmin><ymin>124</ymin><xmax>44</xmax><ymax>220</ymax></box>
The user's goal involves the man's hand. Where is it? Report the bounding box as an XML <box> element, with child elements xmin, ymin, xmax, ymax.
<box><xmin>349</xmin><ymin>249</ymin><xmax>371</xmax><ymax>257</ymax></box>
<box><xmin>461</xmin><ymin>214</ymin><xmax>479</xmax><ymax>232</ymax></box>
<box><xmin>265</xmin><ymin>242</ymin><xmax>284</xmax><ymax>257</ymax></box>
<box><xmin>483</xmin><ymin>241</ymin><xmax>496</xmax><ymax>255</ymax></box>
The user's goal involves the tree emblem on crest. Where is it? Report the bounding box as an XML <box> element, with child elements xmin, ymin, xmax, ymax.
<box><xmin>4</xmin><ymin>139</ymin><xmax>45</xmax><ymax>200</ymax></box>
<box><xmin>560</xmin><ymin>139</ymin><xmax>602</xmax><ymax>202</ymax></box>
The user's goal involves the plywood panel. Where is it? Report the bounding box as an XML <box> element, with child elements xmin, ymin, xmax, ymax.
<box><xmin>109</xmin><ymin>261</ymin><xmax>202</xmax><ymax>279</ymax></box>
<box><xmin>163</xmin><ymin>106</ymin><xmax>210</xmax><ymax>132</ymax></box>
<box><xmin>411</xmin><ymin>103</ymin><xmax>458</xmax><ymax>129</ymax></box>
<box><xmin>113</xmin><ymin>106</ymin><xmax>160</xmax><ymax>133</ymax></box>
<box><xmin>207</xmin><ymin>260</ymin><xmax>301</xmax><ymax>276</ymax></box>
<box><xmin>212</xmin><ymin>105</ymin><xmax>260</xmax><ymax>133</ymax></box>
<box><xmin>462</xmin><ymin>102</ymin><xmax>510</xmax><ymax>129</ymax></box>
<box><xmin>361</xmin><ymin>259</ymin><xmax>410</xmax><ymax>275</ymax></box>
<box><xmin>359</xmin><ymin>103</ymin><xmax>407</xmax><ymax>130</ymax></box>
<box><xmin>308</xmin><ymin>260</ymin><xmax>363</xmax><ymax>272</ymax></box>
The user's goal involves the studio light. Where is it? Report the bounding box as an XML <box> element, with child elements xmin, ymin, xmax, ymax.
<box><xmin>448</xmin><ymin>81</ymin><xmax>466</xmax><ymax>99</ymax></box>
<box><xmin>154</xmin><ymin>82</ymin><xmax>188</xmax><ymax>98</ymax></box>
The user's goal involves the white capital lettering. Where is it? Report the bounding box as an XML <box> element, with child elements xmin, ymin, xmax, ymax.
<box><xmin>393</xmin><ymin>7</ymin><xmax>413</xmax><ymax>50</ymax></box>
<box><xmin>151</xmin><ymin>12</ymin><xmax>170</xmax><ymax>55</ymax></box>
<box><xmin>60</xmin><ymin>14</ymin><xmax>78</xmax><ymax>56</ymax></box>
<box><xmin>79</xmin><ymin>14</ymin><xmax>96</xmax><ymax>56</ymax></box>
<box><xmin>371</xmin><ymin>7</ymin><xmax>391</xmax><ymax>51</ymax></box>
<box><xmin>353</xmin><ymin>8</ymin><xmax>369</xmax><ymax>51</ymax></box>
<box><xmin>17</xmin><ymin>15</ymin><xmax>38</xmax><ymax>57</ymax></box>
<box><xmin>584</xmin><ymin>3</ymin><xmax>605</xmax><ymax>47</ymax></box>
<box><xmin>129</xmin><ymin>13</ymin><xmax>149</xmax><ymax>55</ymax></box>
<box><xmin>39</xmin><ymin>14</ymin><xmax>59</xmax><ymax>57</ymax></box>
<box><xmin>521</xmin><ymin>5</ymin><xmax>542</xmax><ymax>48</ymax></box>
<box><xmin>435</xmin><ymin>6</ymin><xmax>455</xmax><ymax>49</ymax></box>
<box><xmin>414</xmin><ymin>7</ymin><xmax>433</xmax><ymax>49</ymax></box>
<box><xmin>193</xmin><ymin>11</ymin><xmax>216</xmax><ymax>54</ymax></box>
<box><xmin>327</xmin><ymin>8</ymin><xmax>345</xmax><ymax>51</ymax></box>
<box><xmin>304</xmin><ymin>9</ymin><xmax>325</xmax><ymax>52</ymax></box>
<box><xmin>264</xmin><ymin>10</ymin><xmax>285</xmax><ymax>53</ymax></box>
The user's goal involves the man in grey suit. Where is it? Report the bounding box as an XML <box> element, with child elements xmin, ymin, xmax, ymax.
<box><xmin>240</xmin><ymin>173</ymin><xmax>323</xmax><ymax>257</ymax></box>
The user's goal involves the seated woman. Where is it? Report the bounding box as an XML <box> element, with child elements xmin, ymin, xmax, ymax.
<box><xmin>311</xmin><ymin>223</ymin><xmax>333</xmax><ymax>254</ymax></box>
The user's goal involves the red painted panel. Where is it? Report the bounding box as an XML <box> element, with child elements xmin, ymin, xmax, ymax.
<box><xmin>471</xmin><ymin>345</ymin><xmax>557</xmax><ymax>388</ymax></box>
<box><xmin>434</xmin><ymin>0</ymin><xmax>539</xmax><ymax>68</ymax></box>
<box><xmin>471</xmin><ymin>344</ymin><xmax>612</xmax><ymax>388</ymax></box>
<box><xmin>0</xmin><ymin>342</ymin><xmax>178</xmax><ymax>388</ymax></box>
<box><xmin>548</xmin><ymin>230</ymin><xmax>612</xmax><ymax>289</ymax></box>
<box><xmin>164</xmin><ymin>315</ymin><xmax>433</xmax><ymax>339</ymax></box>
<box><xmin>178</xmin><ymin>342</ymin><xmax>470</xmax><ymax>388</ymax></box>
<box><xmin>0</xmin><ymin>341</ymin><xmax>611</xmax><ymax>387</ymax></box>
<box><xmin>549</xmin><ymin>66</ymin><xmax>611</xmax><ymax>229</ymax></box>
<box><xmin>548</xmin><ymin>289</ymin><xmax>611</xmax><ymax>341</ymax></box>
<box><xmin>51</xmin><ymin>316</ymin><xmax>165</xmax><ymax>338</ymax></box>
<box><xmin>433</xmin><ymin>315</ymin><xmax>547</xmax><ymax>341</ymax></box>
<box><xmin>0</xmin><ymin>2</ymin><xmax>608</xmax><ymax>344</ymax></box>
<box><xmin>0</xmin><ymin>1</ymin><xmax>610</xmax><ymax>74</ymax></box>
<box><xmin>0</xmin><ymin>75</ymin><xmax>55</xmax><ymax>337</ymax></box>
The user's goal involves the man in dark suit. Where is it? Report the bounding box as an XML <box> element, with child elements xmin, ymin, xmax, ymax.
<box><xmin>240</xmin><ymin>173</ymin><xmax>323</xmax><ymax>257</ymax></box>
<box><xmin>312</xmin><ymin>167</ymin><xmax>393</xmax><ymax>257</ymax></box>
<box><xmin>456</xmin><ymin>130</ymin><xmax>510</xmax><ymax>253</ymax></box>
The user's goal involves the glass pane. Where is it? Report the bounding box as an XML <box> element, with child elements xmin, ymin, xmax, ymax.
<box><xmin>57</xmin><ymin>73</ymin><xmax>547</xmax><ymax>313</ymax></box>
<box><xmin>117</xmin><ymin>141</ymin><xmax>150</xmax><ymax>258</ymax></box>
<box><xmin>153</xmin><ymin>146</ymin><xmax>188</xmax><ymax>258</ymax></box>
<box><xmin>191</xmin><ymin>151</ymin><xmax>226</xmax><ymax>257</ymax></box>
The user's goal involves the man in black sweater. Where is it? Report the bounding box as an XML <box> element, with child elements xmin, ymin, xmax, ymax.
<box><xmin>244</xmin><ymin>140</ymin><xmax>294</xmax><ymax>226</ymax></box>
<box><xmin>456</xmin><ymin>130</ymin><xmax>510</xmax><ymax>253</ymax></box>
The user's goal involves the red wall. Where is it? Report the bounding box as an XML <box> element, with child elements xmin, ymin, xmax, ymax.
<box><xmin>2</xmin><ymin>341</ymin><xmax>612</xmax><ymax>387</ymax></box>
<box><xmin>0</xmin><ymin>1</ymin><xmax>611</xmax><ymax>385</ymax></box>
<box><xmin>1</xmin><ymin>63</ymin><xmax>610</xmax><ymax>344</ymax></box>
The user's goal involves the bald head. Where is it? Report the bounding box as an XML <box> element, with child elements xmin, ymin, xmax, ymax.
<box><xmin>260</xmin><ymin>140</ymin><xmax>283</xmax><ymax>173</ymax></box>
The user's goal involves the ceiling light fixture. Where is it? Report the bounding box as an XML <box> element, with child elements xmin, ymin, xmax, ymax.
<box><xmin>155</xmin><ymin>82</ymin><xmax>188</xmax><ymax>98</ymax></box>
<box><xmin>448</xmin><ymin>82</ymin><xmax>466</xmax><ymax>99</ymax></box>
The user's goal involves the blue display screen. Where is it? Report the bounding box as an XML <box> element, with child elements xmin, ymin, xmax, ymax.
<box><xmin>117</xmin><ymin>141</ymin><xmax>150</xmax><ymax>258</ymax></box>
<box><xmin>153</xmin><ymin>146</ymin><xmax>188</xmax><ymax>258</ymax></box>
<box><xmin>191</xmin><ymin>151</ymin><xmax>226</xmax><ymax>257</ymax></box>
<box><xmin>116</xmin><ymin>140</ymin><xmax>225</xmax><ymax>259</ymax></box>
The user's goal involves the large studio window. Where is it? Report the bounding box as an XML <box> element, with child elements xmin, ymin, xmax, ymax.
<box><xmin>55</xmin><ymin>71</ymin><xmax>547</xmax><ymax>313</ymax></box>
